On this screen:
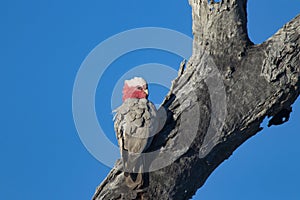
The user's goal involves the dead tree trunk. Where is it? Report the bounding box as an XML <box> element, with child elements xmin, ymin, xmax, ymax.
<box><xmin>93</xmin><ymin>0</ymin><xmax>300</xmax><ymax>199</ymax></box>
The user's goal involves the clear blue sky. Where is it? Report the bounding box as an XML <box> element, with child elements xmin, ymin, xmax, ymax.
<box><xmin>1</xmin><ymin>1</ymin><xmax>299</xmax><ymax>200</ymax></box>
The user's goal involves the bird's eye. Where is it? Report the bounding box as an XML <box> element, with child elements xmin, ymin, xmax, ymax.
<box><xmin>137</xmin><ymin>86</ymin><xmax>142</xmax><ymax>90</ymax></box>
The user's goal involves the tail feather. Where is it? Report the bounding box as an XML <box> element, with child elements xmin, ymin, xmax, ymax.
<box><xmin>122</xmin><ymin>152</ymin><xmax>146</xmax><ymax>190</ymax></box>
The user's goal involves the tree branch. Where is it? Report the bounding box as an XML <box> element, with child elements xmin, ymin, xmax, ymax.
<box><xmin>93</xmin><ymin>1</ymin><xmax>300</xmax><ymax>199</ymax></box>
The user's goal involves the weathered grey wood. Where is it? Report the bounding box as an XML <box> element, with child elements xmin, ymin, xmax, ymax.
<box><xmin>93</xmin><ymin>0</ymin><xmax>300</xmax><ymax>199</ymax></box>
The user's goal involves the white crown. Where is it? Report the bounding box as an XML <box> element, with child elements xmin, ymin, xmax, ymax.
<box><xmin>125</xmin><ymin>77</ymin><xmax>147</xmax><ymax>87</ymax></box>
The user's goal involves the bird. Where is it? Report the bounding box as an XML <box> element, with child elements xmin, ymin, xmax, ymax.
<box><xmin>113</xmin><ymin>77</ymin><xmax>159</xmax><ymax>190</ymax></box>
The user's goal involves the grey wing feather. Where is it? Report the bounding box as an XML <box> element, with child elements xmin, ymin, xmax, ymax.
<box><xmin>113</xmin><ymin>99</ymin><xmax>158</xmax><ymax>154</ymax></box>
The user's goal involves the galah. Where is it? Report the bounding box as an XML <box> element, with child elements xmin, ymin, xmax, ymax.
<box><xmin>113</xmin><ymin>77</ymin><xmax>158</xmax><ymax>190</ymax></box>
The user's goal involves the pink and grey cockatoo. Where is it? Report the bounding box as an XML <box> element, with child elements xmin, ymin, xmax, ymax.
<box><xmin>113</xmin><ymin>77</ymin><xmax>159</xmax><ymax>189</ymax></box>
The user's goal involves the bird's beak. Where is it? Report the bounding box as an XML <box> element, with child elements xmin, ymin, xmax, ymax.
<box><xmin>144</xmin><ymin>89</ymin><xmax>149</xmax><ymax>96</ymax></box>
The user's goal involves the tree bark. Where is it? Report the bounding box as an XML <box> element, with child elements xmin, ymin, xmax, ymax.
<box><xmin>93</xmin><ymin>0</ymin><xmax>300</xmax><ymax>199</ymax></box>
